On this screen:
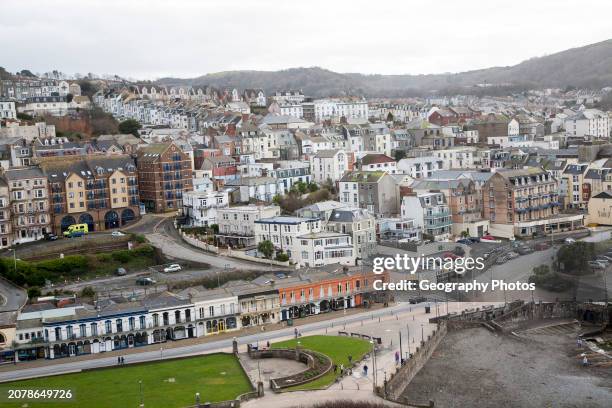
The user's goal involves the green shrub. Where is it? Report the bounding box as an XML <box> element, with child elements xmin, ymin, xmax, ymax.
<box><xmin>275</xmin><ymin>252</ymin><xmax>289</xmax><ymax>262</ymax></box>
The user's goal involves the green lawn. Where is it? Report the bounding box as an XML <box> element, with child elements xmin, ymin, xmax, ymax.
<box><xmin>271</xmin><ymin>335</ymin><xmax>371</xmax><ymax>391</ymax></box>
<box><xmin>0</xmin><ymin>353</ymin><xmax>252</xmax><ymax>408</ymax></box>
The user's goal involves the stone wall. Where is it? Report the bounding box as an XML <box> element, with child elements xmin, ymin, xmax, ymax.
<box><xmin>492</xmin><ymin>301</ymin><xmax>578</xmax><ymax>332</ymax></box>
<box><xmin>227</xmin><ymin>248</ymin><xmax>291</xmax><ymax>267</ymax></box>
<box><xmin>382</xmin><ymin>321</ymin><xmax>448</xmax><ymax>402</ymax></box>
<box><xmin>181</xmin><ymin>232</ymin><xmax>219</xmax><ymax>254</ymax></box>
<box><xmin>247</xmin><ymin>347</ymin><xmax>332</xmax><ymax>392</ymax></box>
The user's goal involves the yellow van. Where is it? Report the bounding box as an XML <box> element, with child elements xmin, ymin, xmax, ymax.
<box><xmin>63</xmin><ymin>223</ymin><xmax>89</xmax><ymax>237</ymax></box>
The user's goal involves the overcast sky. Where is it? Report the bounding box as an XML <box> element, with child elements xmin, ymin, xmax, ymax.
<box><xmin>2</xmin><ymin>0</ymin><xmax>611</xmax><ymax>80</ymax></box>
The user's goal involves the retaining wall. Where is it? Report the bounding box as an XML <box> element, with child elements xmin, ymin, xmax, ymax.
<box><xmin>383</xmin><ymin>321</ymin><xmax>448</xmax><ymax>402</ymax></box>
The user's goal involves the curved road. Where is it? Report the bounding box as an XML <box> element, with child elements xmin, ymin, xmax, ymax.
<box><xmin>146</xmin><ymin>218</ymin><xmax>286</xmax><ymax>271</ymax></box>
<box><xmin>0</xmin><ymin>276</ymin><xmax>26</xmax><ymax>313</ymax></box>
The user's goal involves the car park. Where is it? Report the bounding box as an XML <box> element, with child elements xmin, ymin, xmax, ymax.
<box><xmin>468</xmin><ymin>237</ymin><xmax>480</xmax><ymax>243</ymax></box>
<box><xmin>594</xmin><ymin>257</ymin><xmax>610</xmax><ymax>265</ymax></box>
<box><xmin>163</xmin><ymin>264</ymin><xmax>182</xmax><ymax>273</ymax></box>
<box><xmin>517</xmin><ymin>246</ymin><xmax>533</xmax><ymax>255</ymax></box>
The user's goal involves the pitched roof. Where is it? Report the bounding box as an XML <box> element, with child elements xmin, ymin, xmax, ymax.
<box><xmin>360</xmin><ymin>153</ymin><xmax>395</xmax><ymax>165</ymax></box>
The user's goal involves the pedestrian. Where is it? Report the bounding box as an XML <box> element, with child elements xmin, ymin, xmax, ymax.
<box><xmin>294</xmin><ymin>327</ymin><xmax>298</xmax><ymax>338</ymax></box>
<box><xmin>395</xmin><ymin>351</ymin><xmax>400</xmax><ymax>365</ymax></box>
<box><xmin>266</xmin><ymin>340</ymin><xmax>270</xmax><ymax>349</ymax></box>
<box><xmin>340</xmin><ymin>364</ymin><xmax>344</xmax><ymax>375</ymax></box>
<box><xmin>121</xmin><ymin>356</ymin><xmax>125</xmax><ymax>365</ymax></box>
<box><xmin>348</xmin><ymin>355</ymin><xmax>352</xmax><ymax>364</ymax></box>
<box><xmin>363</xmin><ymin>364</ymin><xmax>368</xmax><ymax>376</ymax></box>
<box><xmin>118</xmin><ymin>356</ymin><xmax>121</xmax><ymax>365</ymax></box>
<box><xmin>582</xmin><ymin>355</ymin><xmax>588</xmax><ymax>367</ymax></box>
<box><xmin>333</xmin><ymin>364</ymin><xmax>337</xmax><ymax>373</ymax></box>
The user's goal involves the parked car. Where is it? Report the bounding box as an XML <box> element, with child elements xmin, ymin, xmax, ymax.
<box><xmin>564</xmin><ymin>237</ymin><xmax>576</xmax><ymax>244</ymax></box>
<box><xmin>163</xmin><ymin>264</ymin><xmax>182</xmax><ymax>273</ymax></box>
<box><xmin>594</xmin><ymin>257</ymin><xmax>610</xmax><ymax>265</ymax></box>
<box><xmin>409</xmin><ymin>296</ymin><xmax>427</xmax><ymax>304</ymax></box>
<box><xmin>534</xmin><ymin>242</ymin><xmax>550</xmax><ymax>251</ymax></box>
<box><xmin>481</xmin><ymin>234</ymin><xmax>495</xmax><ymax>241</ymax></box>
<box><xmin>112</xmin><ymin>231</ymin><xmax>125</xmax><ymax>237</ymax></box>
<box><xmin>136</xmin><ymin>277</ymin><xmax>156</xmax><ymax>285</ymax></box>
<box><xmin>495</xmin><ymin>256</ymin><xmax>508</xmax><ymax>265</ymax></box>
<box><xmin>598</xmin><ymin>255</ymin><xmax>612</xmax><ymax>262</ymax></box>
<box><xmin>45</xmin><ymin>233</ymin><xmax>58</xmax><ymax>241</ymax></box>
<box><xmin>517</xmin><ymin>246</ymin><xmax>533</xmax><ymax>255</ymax></box>
<box><xmin>457</xmin><ymin>239</ymin><xmax>472</xmax><ymax>245</ymax></box>
<box><xmin>588</xmin><ymin>261</ymin><xmax>606</xmax><ymax>270</ymax></box>
<box><xmin>507</xmin><ymin>252</ymin><xmax>519</xmax><ymax>259</ymax></box>
<box><xmin>443</xmin><ymin>251</ymin><xmax>460</xmax><ymax>260</ymax></box>
<box><xmin>116</xmin><ymin>267</ymin><xmax>127</xmax><ymax>276</ymax></box>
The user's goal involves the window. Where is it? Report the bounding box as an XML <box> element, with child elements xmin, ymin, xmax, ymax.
<box><xmin>116</xmin><ymin>319</ymin><xmax>123</xmax><ymax>332</ymax></box>
<box><xmin>139</xmin><ymin>316</ymin><xmax>146</xmax><ymax>329</ymax></box>
<box><xmin>90</xmin><ymin>323</ymin><xmax>98</xmax><ymax>336</ymax></box>
<box><xmin>209</xmin><ymin>306</ymin><xmax>215</xmax><ymax>317</ymax></box>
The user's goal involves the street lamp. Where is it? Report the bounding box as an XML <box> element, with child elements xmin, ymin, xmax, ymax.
<box><xmin>406</xmin><ymin>323</ymin><xmax>411</xmax><ymax>356</ymax></box>
<box><xmin>195</xmin><ymin>392</ymin><xmax>201</xmax><ymax>408</ymax></box>
<box><xmin>370</xmin><ymin>339</ymin><xmax>377</xmax><ymax>392</ymax></box>
<box><xmin>421</xmin><ymin>324</ymin><xmax>424</xmax><ymax>345</ymax></box>
<box><xmin>10</xmin><ymin>248</ymin><xmax>16</xmax><ymax>273</ymax></box>
<box><xmin>138</xmin><ymin>380</ymin><xmax>144</xmax><ymax>408</ymax></box>
<box><xmin>160</xmin><ymin>347</ymin><xmax>163</xmax><ymax>360</ymax></box>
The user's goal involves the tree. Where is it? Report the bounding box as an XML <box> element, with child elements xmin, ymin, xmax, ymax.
<box><xmin>27</xmin><ymin>287</ymin><xmax>41</xmax><ymax>299</ymax></box>
<box><xmin>555</xmin><ymin>242</ymin><xmax>595</xmax><ymax>275</ymax></box>
<box><xmin>81</xmin><ymin>286</ymin><xmax>95</xmax><ymax>298</ymax></box>
<box><xmin>393</xmin><ymin>150</ymin><xmax>406</xmax><ymax>161</ymax></box>
<box><xmin>17</xmin><ymin>112</ymin><xmax>33</xmax><ymax>121</ymax></box>
<box><xmin>275</xmin><ymin>252</ymin><xmax>289</xmax><ymax>262</ymax></box>
<box><xmin>308</xmin><ymin>182</ymin><xmax>319</xmax><ymax>192</ymax></box>
<box><xmin>19</xmin><ymin>69</ymin><xmax>35</xmax><ymax>77</ymax></box>
<box><xmin>529</xmin><ymin>264</ymin><xmax>572</xmax><ymax>292</ymax></box>
<box><xmin>118</xmin><ymin>119</ymin><xmax>142</xmax><ymax>136</ymax></box>
<box><xmin>386</xmin><ymin>112</ymin><xmax>394</xmax><ymax>122</ymax></box>
<box><xmin>258</xmin><ymin>240</ymin><xmax>274</xmax><ymax>259</ymax></box>
<box><xmin>66</xmin><ymin>93</ymin><xmax>74</xmax><ymax>103</ymax></box>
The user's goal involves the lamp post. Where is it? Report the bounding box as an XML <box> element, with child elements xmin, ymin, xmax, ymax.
<box><xmin>10</xmin><ymin>248</ymin><xmax>16</xmax><ymax>273</ymax></box>
<box><xmin>370</xmin><ymin>339</ymin><xmax>377</xmax><ymax>392</ymax></box>
<box><xmin>406</xmin><ymin>323</ymin><xmax>411</xmax><ymax>356</ymax></box>
<box><xmin>398</xmin><ymin>330</ymin><xmax>403</xmax><ymax>365</ymax></box>
<box><xmin>159</xmin><ymin>347</ymin><xmax>163</xmax><ymax>360</ymax></box>
<box><xmin>195</xmin><ymin>392</ymin><xmax>200</xmax><ymax>408</ymax></box>
<box><xmin>138</xmin><ymin>380</ymin><xmax>144</xmax><ymax>408</ymax></box>
<box><xmin>421</xmin><ymin>324</ymin><xmax>424</xmax><ymax>345</ymax></box>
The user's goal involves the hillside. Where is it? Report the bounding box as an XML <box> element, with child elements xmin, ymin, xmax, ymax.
<box><xmin>157</xmin><ymin>39</ymin><xmax>612</xmax><ymax>97</ymax></box>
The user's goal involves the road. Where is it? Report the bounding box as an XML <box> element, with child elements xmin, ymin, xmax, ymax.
<box><xmin>0</xmin><ymin>300</ymin><xmax>491</xmax><ymax>384</ymax></box>
<box><xmin>146</xmin><ymin>217</ymin><xmax>286</xmax><ymax>271</ymax></box>
<box><xmin>0</xmin><ymin>276</ymin><xmax>26</xmax><ymax>313</ymax></box>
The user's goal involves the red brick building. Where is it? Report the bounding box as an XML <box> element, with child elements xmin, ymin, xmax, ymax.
<box><xmin>137</xmin><ymin>143</ymin><xmax>193</xmax><ymax>213</ymax></box>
